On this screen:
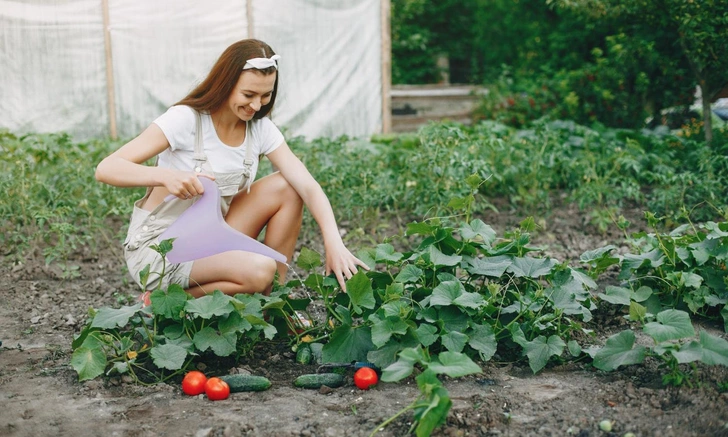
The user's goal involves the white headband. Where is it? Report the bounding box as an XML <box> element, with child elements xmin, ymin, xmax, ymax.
<box><xmin>243</xmin><ymin>54</ymin><xmax>281</xmax><ymax>70</ymax></box>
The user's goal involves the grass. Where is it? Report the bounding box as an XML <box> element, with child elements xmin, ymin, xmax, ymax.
<box><xmin>1</xmin><ymin>118</ymin><xmax>727</xmax><ymax>266</ymax></box>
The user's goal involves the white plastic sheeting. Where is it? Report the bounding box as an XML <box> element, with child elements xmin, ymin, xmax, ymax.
<box><xmin>0</xmin><ymin>0</ymin><xmax>385</xmax><ymax>141</ymax></box>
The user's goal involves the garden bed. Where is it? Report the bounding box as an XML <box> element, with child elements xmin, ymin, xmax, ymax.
<box><xmin>2</xmin><ymin>202</ymin><xmax>727</xmax><ymax>437</ymax></box>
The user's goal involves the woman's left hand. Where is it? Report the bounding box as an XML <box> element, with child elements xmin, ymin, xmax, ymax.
<box><xmin>325</xmin><ymin>242</ymin><xmax>370</xmax><ymax>292</ymax></box>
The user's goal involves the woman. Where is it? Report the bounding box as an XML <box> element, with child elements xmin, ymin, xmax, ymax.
<box><xmin>96</xmin><ymin>39</ymin><xmax>367</xmax><ymax>300</ymax></box>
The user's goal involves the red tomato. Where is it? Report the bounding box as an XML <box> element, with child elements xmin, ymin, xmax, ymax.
<box><xmin>205</xmin><ymin>377</ymin><xmax>230</xmax><ymax>401</ymax></box>
<box><xmin>181</xmin><ymin>371</ymin><xmax>207</xmax><ymax>396</ymax></box>
<box><xmin>353</xmin><ymin>367</ymin><xmax>378</xmax><ymax>390</ymax></box>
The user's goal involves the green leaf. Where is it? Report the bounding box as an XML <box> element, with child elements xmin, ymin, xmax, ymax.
<box><xmin>643</xmin><ymin>310</ymin><xmax>695</xmax><ymax>342</ymax></box>
<box><xmin>216</xmin><ymin>312</ymin><xmax>250</xmax><ymax>336</ymax></box>
<box><xmin>109</xmin><ymin>361</ymin><xmax>129</xmax><ymax>375</ymax></box>
<box><xmin>185</xmin><ymin>290</ymin><xmax>234</xmax><ymax>319</ymax></box>
<box><xmin>165</xmin><ymin>334</ymin><xmax>194</xmax><ymax>351</ymax></box>
<box><xmin>666</xmin><ymin>271</ymin><xmax>704</xmax><ymax>289</ymax></box>
<box><xmin>523</xmin><ymin>335</ymin><xmax>566</xmax><ymax>374</ymax></box>
<box><xmin>415</xmin><ymin>324</ymin><xmax>439</xmax><ymax>347</ymax></box>
<box><xmin>236</xmin><ymin>293</ymin><xmax>265</xmax><ymax>316</ymax></box>
<box><xmin>152</xmin><ymin>238</ymin><xmax>174</xmax><ymax>256</ymax></box>
<box><xmin>356</xmin><ymin>248</ymin><xmax>376</xmax><ymax>270</ymax></box>
<box><xmin>631</xmin><ymin>286</ymin><xmax>653</xmax><ymax>302</ymax></box>
<box><xmin>406</xmin><ymin>221</ymin><xmax>436</xmax><ymax>237</ymax></box>
<box><xmin>427</xmin><ymin>245</ymin><xmax>462</xmax><ymax>267</ymax></box>
<box><xmin>430</xmin><ymin>280</ymin><xmax>464</xmax><ymax>306</ymax></box>
<box><xmin>193</xmin><ymin>326</ymin><xmax>238</xmax><ymax>356</ymax></box>
<box><xmin>335</xmin><ymin>304</ymin><xmax>353</xmax><ymax>326</ymax></box>
<box><xmin>346</xmin><ymin>270</ymin><xmax>376</xmax><ymax>314</ymax></box>
<box><xmin>453</xmin><ymin>291</ymin><xmax>486</xmax><ymax>309</ymax></box>
<box><xmin>428</xmin><ymin>351</ymin><xmax>482</xmax><ymax>377</ymax></box>
<box><xmin>620</xmin><ymin>249</ymin><xmax>664</xmax><ymax>278</ymax></box>
<box><xmin>447</xmin><ymin>195</ymin><xmax>471</xmax><ymax>210</ymax></box>
<box><xmin>90</xmin><ymin>304</ymin><xmax>142</xmax><ymax>329</ymax></box>
<box><xmin>139</xmin><ymin>264</ymin><xmax>151</xmax><ymax>289</ymax></box>
<box><xmin>151</xmin><ymin>284</ymin><xmax>188</xmax><ymax>319</ymax></box>
<box><xmin>381</xmin><ymin>300</ymin><xmax>409</xmax><ymax>318</ymax></box>
<box><xmin>699</xmin><ymin>331</ymin><xmax>728</xmax><ymax>366</ymax></box>
<box><xmin>440</xmin><ymin>331</ymin><xmax>468</xmax><ymax>353</ymax></box>
<box><xmin>70</xmin><ymin>346</ymin><xmax>107</xmax><ymax>381</ymax></box>
<box><xmin>580</xmin><ymin>245</ymin><xmax>617</xmax><ymax>264</ymax></box>
<box><xmin>464</xmin><ymin>255</ymin><xmax>511</xmax><ymax>277</ymax></box>
<box><xmin>375</xmin><ymin>243</ymin><xmax>403</xmax><ymax>263</ymax></box>
<box><xmin>593</xmin><ymin>330</ymin><xmax>647</xmax><ymax>371</ymax></box>
<box><xmin>438</xmin><ymin>307</ymin><xmax>469</xmax><ymax>333</ymax></box>
<box><xmin>567</xmin><ymin>340</ymin><xmax>582</xmax><ymax>357</ymax></box>
<box><xmin>598</xmin><ymin>286</ymin><xmax>631</xmax><ymax>306</ymax></box>
<box><xmin>296</xmin><ymin>247</ymin><xmax>322</xmax><ymax>270</ymax></box>
<box><xmin>670</xmin><ymin>341</ymin><xmax>703</xmax><ymax>364</ymax></box>
<box><xmin>689</xmin><ymin>237</ymin><xmax>718</xmax><ymax>265</ymax></box>
<box><xmin>459</xmin><ymin>220</ymin><xmax>496</xmax><ymax>244</ymax></box>
<box><xmin>414</xmin><ymin>387</ymin><xmax>451</xmax><ymax>437</ymax></box>
<box><xmin>629</xmin><ymin>301</ymin><xmax>647</xmax><ymax>322</ymax></box>
<box><xmin>510</xmin><ymin>324</ymin><xmax>528</xmax><ymax>347</ymax></box>
<box><xmin>370</xmin><ymin>316</ymin><xmax>409</xmax><ymax>348</ymax></box>
<box><xmin>395</xmin><ymin>264</ymin><xmax>424</xmax><ymax>283</ymax></box>
<box><xmin>322</xmin><ymin>325</ymin><xmax>374</xmax><ymax>363</ymax></box>
<box><xmin>508</xmin><ymin>257</ymin><xmax>557</xmax><ymax>278</ymax></box>
<box><xmin>367</xmin><ymin>333</ymin><xmax>419</xmax><ymax>370</ymax></box>
<box><xmin>467</xmin><ymin>324</ymin><xmax>497</xmax><ymax>360</ymax></box>
<box><xmin>464</xmin><ymin>173</ymin><xmax>484</xmax><ymax>189</ymax></box>
<box><xmin>149</xmin><ymin>343</ymin><xmax>188</xmax><ymax>370</ymax></box>
<box><xmin>570</xmin><ymin>268</ymin><xmax>598</xmax><ymax>290</ymax></box>
<box><xmin>381</xmin><ymin>359</ymin><xmax>416</xmax><ymax>383</ymax></box>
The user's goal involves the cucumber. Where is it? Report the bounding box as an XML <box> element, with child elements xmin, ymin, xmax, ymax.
<box><xmin>219</xmin><ymin>374</ymin><xmax>271</xmax><ymax>392</ymax></box>
<box><xmin>294</xmin><ymin>373</ymin><xmax>345</xmax><ymax>389</ymax></box>
<box><xmin>296</xmin><ymin>344</ymin><xmax>313</xmax><ymax>365</ymax></box>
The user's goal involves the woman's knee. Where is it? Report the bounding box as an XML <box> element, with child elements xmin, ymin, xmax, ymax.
<box><xmin>269</xmin><ymin>172</ymin><xmax>303</xmax><ymax>207</ymax></box>
<box><xmin>239</xmin><ymin>254</ymin><xmax>278</xmax><ymax>291</ymax></box>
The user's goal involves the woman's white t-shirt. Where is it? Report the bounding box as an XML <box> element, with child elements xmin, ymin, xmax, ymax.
<box><xmin>153</xmin><ymin>105</ymin><xmax>284</xmax><ymax>180</ymax></box>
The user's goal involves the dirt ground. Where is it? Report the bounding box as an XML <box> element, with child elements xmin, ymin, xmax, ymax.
<box><xmin>1</xmin><ymin>202</ymin><xmax>727</xmax><ymax>437</ymax></box>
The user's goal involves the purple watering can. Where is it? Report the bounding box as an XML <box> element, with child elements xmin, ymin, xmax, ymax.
<box><xmin>159</xmin><ymin>177</ymin><xmax>287</xmax><ymax>264</ymax></box>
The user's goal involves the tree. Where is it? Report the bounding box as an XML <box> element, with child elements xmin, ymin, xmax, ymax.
<box><xmin>549</xmin><ymin>0</ymin><xmax>728</xmax><ymax>143</ymax></box>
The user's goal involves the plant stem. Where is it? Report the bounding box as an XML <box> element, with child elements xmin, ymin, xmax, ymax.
<box><xmin>368</xmin><ymin>404</ymin><xmax>415</xmax><ymax>437</ymax></box>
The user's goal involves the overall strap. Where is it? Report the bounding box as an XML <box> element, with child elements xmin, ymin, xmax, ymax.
<box><xmin>241</xmin><ymin>122</ymin><xmax>255</xmax><ymax>192</ymax></box>
<box><xmin>192</xmin><ymin>109</ymin><xmax>207</xmax><ymax>173</ymax></box>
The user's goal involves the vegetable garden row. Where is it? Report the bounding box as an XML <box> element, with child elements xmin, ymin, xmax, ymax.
<box><xmin>1</xmin><ymin>119</ymin><xmax>727</xmax><ymax>435</ymax></box>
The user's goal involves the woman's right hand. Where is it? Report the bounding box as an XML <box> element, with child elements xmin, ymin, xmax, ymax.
<box><xmin>162</xmin><ymin>169</ymin><xmax>215</xmax><ymax>199</ymax></box>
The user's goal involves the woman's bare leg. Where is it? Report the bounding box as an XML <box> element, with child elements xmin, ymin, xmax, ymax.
<box><xmin>182</xmin><ymin>172</ymin><xmax>302</xmax><ymax>297</ymax></box>
<box><xmin>187</xmin><ymin>250</ymin><xmax>277</xmax><ymax>297</ymax></box>
<box><xmin>224</xmin><ymin>172</ymin><xmax>303</xmax><ymax>283</ymax></box>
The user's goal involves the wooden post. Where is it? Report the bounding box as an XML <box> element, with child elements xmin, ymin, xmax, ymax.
<box><xmin>381</xmin><ymin>0</ymin><xmax>392</xmax><ymax>134</ymax></box>
<box><xmin>247</xmin><ymin>0</ymin><xmax>254</xmax><ymax>38</ymax></box>
<box><xmin>101</xmin><ymin>0</ymin><xmax>117</xmax><ymax>139</ymax></box>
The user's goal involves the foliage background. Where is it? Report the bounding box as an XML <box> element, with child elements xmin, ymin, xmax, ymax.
<box><xmin>391</xmin><ymin>0</ymin><xmax>728</xmax><ymax>134</ymax></box>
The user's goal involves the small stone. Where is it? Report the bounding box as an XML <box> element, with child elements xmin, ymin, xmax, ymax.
<box><xmin>319</xmin><ymin>385</ymin><xmax>334</xmax><ymax>395</ymax></box>
<box><xmin>195</xmin><ymin>427</ymin><xmax>213</xmax><ymax>437</ymax></box>
<box><xmin>85</xmin><ymin>380</ymin><xmax>104</xmax><ymax>390</ymax></box>
<box><xmin>234</xmin><ymin>367</ymin><xmax>252</xmax><ymax>376</ymax></box>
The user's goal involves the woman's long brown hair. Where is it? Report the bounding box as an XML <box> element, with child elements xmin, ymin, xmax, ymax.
<box><xmin>176</xmin><ymin>39</ymin><xmax>278</xmax><ymax>119</ymax></box>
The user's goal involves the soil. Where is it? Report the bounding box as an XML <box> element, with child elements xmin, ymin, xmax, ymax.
<box><xmin>1</xmin><ymin>200</ymin><xmax>727</xmax><ymax>437</ymax></box>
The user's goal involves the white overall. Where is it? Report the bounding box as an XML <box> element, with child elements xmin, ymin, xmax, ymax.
<box><xmin>123</xmin><ymin>110</ymin><xmax>255</xmax><ymax>290</ymax></box>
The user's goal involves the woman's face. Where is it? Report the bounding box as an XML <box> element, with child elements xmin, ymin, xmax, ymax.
<box><xmin>226</xmin><ymin>70</ymin><xmax>276</xmax><ymax>120</ymax></box>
